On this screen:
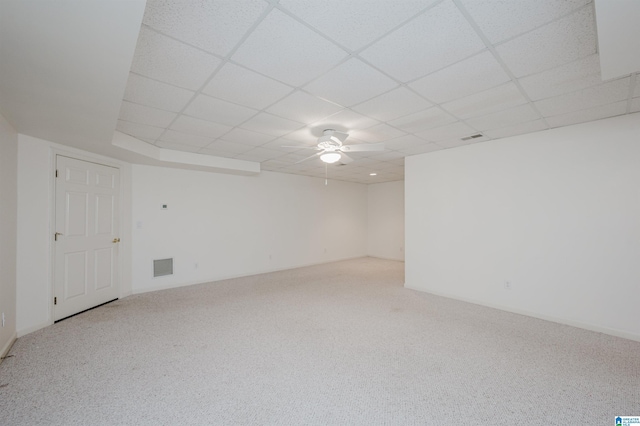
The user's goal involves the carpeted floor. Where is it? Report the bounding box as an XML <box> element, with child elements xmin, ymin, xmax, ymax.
<box><xmin>0</xmin><ymin>257</ymin><xmax>638</xmax><ymax>425</ymax></box>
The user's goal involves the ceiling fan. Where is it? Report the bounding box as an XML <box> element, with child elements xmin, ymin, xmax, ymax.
<box><xmin>285</xmin><ymin>129</ymin><xmax>385</xmax><ymax>164</ymax></box>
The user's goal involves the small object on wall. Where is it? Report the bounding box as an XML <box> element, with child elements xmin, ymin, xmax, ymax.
<box><xmin>162</xmin><ymin>204</ymin><xmax>168</xmax><ymax>210</ymax></box>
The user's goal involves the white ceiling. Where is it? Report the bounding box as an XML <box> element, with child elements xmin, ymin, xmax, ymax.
<box><xmin>2</xmin><ymin>0</ymin><xmax>639</xmax><ymax>184</ymax></box>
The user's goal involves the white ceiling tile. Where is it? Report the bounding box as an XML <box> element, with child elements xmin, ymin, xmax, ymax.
<box><xmin>351</xmin><ymin>87</ymin><xmax>432</xmax><ymax>122</ymax></box>
<box><xmin>397</xmin><ymin>142</ymin><xmax>443</xmax><ymax>155</ymax></box>
<box><xmin>386</xmin><ymin>158</ymin><xmax>406</xmax><ymax>166</ymax></box>
<box><xmin>631</xmin><ymin>98</ymin><xmax>640</xmax><ymax>113</ymax></box>
<box><xmin>388</xmin><ymin>107</ymin><xmax>457</xmax><ymax>133</ymax></box>
<box><xmin>260</xmin><ymin>159</ymin><xmax>290</xmax><ymax>171</ymax></box>
<box><xmin>278</xmin><ymin>0</ymin><xmax>438</xmax><ymax>51</ymax></box>
<box><xmin>118</xmin><ymin>101</ymin><xmax>176</xmax><ymax>128</ymax></box>
<box><xmin>304</xmin><ymin>59</ymin><xmax>398</xmax><ymax>107</ymax></box>
<box><xmin>345</xmin><ymin>157</ymin><xmax>386</xmax><ymax>168</ymax></box>
<box><xmin>534</xmin><ymin>77</ymin><xmax>630</xmax><ymax>117</ymax></box>
<box><xmin>496</xmin><ymin>7</ymin><xmax>596</xmax><ymax>78</ymax></box>
<box><xmin>116</xmin><ymin>120</ymin><xmax>164</xmax><ymax>140</ymax></box>
<box><xmin>283</xmin><ymin>127</ymin><xmax>323</xmax><ymax>144</ymax></box>
<box><xmin>360</xmin><ymin>0</ymin><xmax>485</xmax><ymax>82</ymax></box>
<box><xmin>315</xmin><ymin>110</ymin><xmax>380</xmax><ymax>133</ymax></box>
<box><xmin>384</xmin><ymin>134</ymin><xmax>431</xmax><ymax>151</ymax></box>
<box><xmin>260</xmin><ymin>136</ymin><xmax>315</xmax><ymax>150</ymax></box>
<box><xmin>266</xmin><ymin>91</ymin><xmax>343</xmax><ymax>124</ymax></box>
<box><xmin>231</xmin><ymin>9</ymin><xmax>348</xmax><ymax>87</ymax></box>
<box><xmin>437</xmin><ymin>135</ymin><xmax>491</xmax><ymax>149</ymax></box>
<box><xmin>123</xmin><ymin>73</ymin><xmax>195</xmax><ymax>112</ymax></box>
<box><xmin>277</xmin><ymin>150</ymin><xmax>320</xmax><ymax>163</ymax></box>
<box><xmin>142</xmin><ymin>0</ymin><xmax>267</xmax><ymax>56</ymax></box>
<box><xmin>416</xmin><ymin>121</ymin><xmax>476</xmax><ymax>142</ymax></box>
<box><xmin>459</xmin><ymin>0</ymin><xmax>590</xmax><ymax>44</ymax></box>
<box><xmin>159</xmin><ymin>129</ymin><xmax>213</xmax><ymax>147</ymax></box>
<box><xmin>545</xmin><ymin>101</ymin><xmax>628</xmax><ymax>128</ymax></box>
<box><xmin>285</xmin><ymin>162</ymin><xmax>325</xmax><ymax>172</ymax></box>
<box><xmin>169</xmin><ymin>115</ymin><xmax>232</xmax><ymax>139</ymax></box>
<box><xmin>235</xmin><ymin>147</ymin><xmax>283</xmax><ymax>162</ymax></box>
<box><xmin>203</xmin><ymin>62</ymin><xmax>293</xmax><ymax>110</ymax></box>
<box><xmin>519</xmin><ymin>55</ymin><xmax>603</xmax><ymax>101</ymax></box>
<box><xmin>367</xmin><ymin>150</ymin><xmax>407</xmax><ymax>161</ymax></box>
<box><xmin>203</xmin><ymin>139</ymin><xmax>255</xmax><ymax>155</ymax></box>
<box><xmin>155</xmin><ymin>140</ymin><xmax>203</xmax><ymax>153</ymax></box>
<box><xmin>465</xmin><ymin>104</ymin><xmax>540</xmax><ymax>131</ymax></box>
<box><xmin>375</xmin><ymin>160</ymin><xmax>404</xmax><ymax>170</ymax></box>
<box><xmin>240</xmin><ymin>112</ymin><xmax>304</xmax><ymax>137</ymax></box>
<box><xmin>183</xmin><ymin>94</ymin><xmax>258</xmax><ymax>126</ymax></box>
<box><xmin>482</xmin><ymin>119</ymin><xmax>549</xmax><ymax>140</ymax></box>
<box><xmin>352</xmin><ymin>123</ymin><xmax>406</xmax><ymax>143</ymax></box>
<box><xmin>408</xmin><ymin>51</ymin><xmax>511</xmax><ymax>104</ymax></box>
<box><xmin>220</xmin><ymin>128</ymin><xmax>275</xmax><ymax>146</ymax></box>
<box><xmin>131</xmin><ymin>27</ymin><xmax>221</xmax><ymax>90</ymax></box>
<box><xmin>441</xmin><ymin>83</ymin><xmax>528</xmax><ymax>119</ymax></box>
<box><xmin>383</xmin><ymin>165</ymin><xmax>405</xmax><ymax>175</ymax></box>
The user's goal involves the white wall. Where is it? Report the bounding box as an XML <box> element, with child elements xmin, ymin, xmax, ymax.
<box><xmin>16</xmin><ymin>134</ymin><xmax>132</xmax><ymax>336</ymax></box>
<box><xmin>367</xmin><ymin>181</ymin><xmax>404</xmax><ymax>261</ymax></box>
<box><xmin>0</xmin><ymin>112</ymin><xmax>18</xmax><ymax>357</ymax></box>
<box><xmin>131</xmin><ymin>165</ymin><xmax>368</xmax><ymax>293</ymax></box>
<box><xmin>406</xmin><ymin>113</ymin><xmax>640</xmax><ymax>341</ymax></box>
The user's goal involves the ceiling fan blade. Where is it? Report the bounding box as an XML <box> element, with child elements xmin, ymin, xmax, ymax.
<box><xmin>281</xmin><ymin>145</ymin><xmax>319</xmax><ymax>150</ymax></box>
<box><xmin>339</xmin><ymin>153</ymin><xmax>354</xmax><ymax>164</ymax></box>
<box><xmin>331</xmin><ymin>130</ymin><xmax>349</xmax><ymax>143</ymax></box>
<box><xmin>340</xmin><ymin>143</ymin><xmax>385</xmax><ymax>152</ymax></box>
<box><xmin>295</xmin><ymin>151</ymin><xmax>323</xmax><ymax>164</ymax></box>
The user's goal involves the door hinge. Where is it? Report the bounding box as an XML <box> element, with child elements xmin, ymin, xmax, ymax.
<box><xmin>54</xmin><ymin>297</ymin><xmax>57</xmax><ymax>305</ymax></box>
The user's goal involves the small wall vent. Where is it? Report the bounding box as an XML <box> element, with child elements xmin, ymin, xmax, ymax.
<box><xmin>153</xmin><ymin>258</ymin><xmax>173</xmax><ymax>277</ymax></box>
<box><xmin>461</xmin><ymin>133</ymin><xmax>483</xmax><ymax>141</ymax></box>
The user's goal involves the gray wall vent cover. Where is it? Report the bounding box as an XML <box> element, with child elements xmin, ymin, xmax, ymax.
<box><xmin>153</xmin><ymin>258</ymin><xmax>173</xmax><ymax>277</ymax></box>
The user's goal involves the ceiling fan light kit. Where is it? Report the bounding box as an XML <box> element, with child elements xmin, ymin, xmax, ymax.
<box><xmin>286</xmin><ymin>129</ymin><xmax>385</xmax><ymax>166</ymax></box>
<box><xmin>320</xmin><ymin>152</ymin><xmax>341</xmax><ymax>163</ymax></box>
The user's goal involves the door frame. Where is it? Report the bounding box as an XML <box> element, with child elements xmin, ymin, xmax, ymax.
<box><xmin>48</xmin><ymin>147</ymin><xmax>131</xmax><ymax>325</ymax></box>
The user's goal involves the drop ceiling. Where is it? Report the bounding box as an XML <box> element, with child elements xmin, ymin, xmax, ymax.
<box><xmin>2</xmin><ymin>0</ymin><xmax>639</xmax><ymax>184</ymax></box>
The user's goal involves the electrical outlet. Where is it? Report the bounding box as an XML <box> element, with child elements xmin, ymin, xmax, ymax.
<box><xmin>324</xmin><ymin>248</ymin><xmax>327</xmax><ymax>254</ymax></box>
<box><xmin>268</xmin><ymin>254</ymin><xmax>272</xmax><ymax>260</ymax></box>
<box><xmin>194</xmin><ymin>263</ymin><xmax>198</xmax><ymax>270</ymax></box>
<box><xmin>504</xmin><ymin>281</ymin><xmax>511</xmax><ymax>290</ymax></box>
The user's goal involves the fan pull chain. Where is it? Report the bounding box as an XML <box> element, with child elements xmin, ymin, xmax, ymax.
<box><xmin>325</xmin><ymin>163</ymin><xmax>328</xmax><ymax>186</ymax></box>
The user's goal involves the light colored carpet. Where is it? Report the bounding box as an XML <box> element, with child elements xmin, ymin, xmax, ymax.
<box><xmin>1</xmin><ymin>257</ymin><xmax>638</xmax><ymax>425</ymax></box>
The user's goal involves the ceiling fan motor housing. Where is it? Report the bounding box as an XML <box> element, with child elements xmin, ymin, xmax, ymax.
<box><xmin>318</xmin><ymin>137</ymin><xmax>341</xmax><ymax>151</ymax></box>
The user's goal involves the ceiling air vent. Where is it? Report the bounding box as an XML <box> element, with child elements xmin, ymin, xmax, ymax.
<box><xmin>153</xmin><ymin>258</ymin><xmax>173</xmax><ymax>277</ymax></box>
<box><xmin>461</xmin><ymin>133</ymin><xmax>483</xmax><ymax>141</ymax></box>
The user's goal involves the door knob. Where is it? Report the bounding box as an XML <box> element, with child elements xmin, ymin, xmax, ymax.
<box><xmin>112</xmin><ymin>238</ymin><xmax>120</xmax><ymax>243</ymax></box>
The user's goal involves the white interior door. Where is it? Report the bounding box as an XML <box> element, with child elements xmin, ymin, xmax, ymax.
<box><xmin>54</xmin><ymin>155</ymin><xmax>120</xmax><ymax>321</ymax></box>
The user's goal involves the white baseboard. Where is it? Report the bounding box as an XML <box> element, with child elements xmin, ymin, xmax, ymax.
<box><xmin>132</xmin><ymin>255</ymin><xmax>368</xmax><ymax>295</ymax></box>
<box><xmin>404</xmin><ymin>284</ymin><xmax>640</xmax><ymax>343</ymax></box>
<box><xmin>0</xmin><ymin>332</ymin><xmax>17</xmax><ymax>364</ymax></box>
<box><xmin>17</xmin><ymin>321</ymin><xmax>52</xmax><ymax>338</ymax></box>
<box><xmin>367</xmin><ymin>255</ymin><xmax>405</xmax><ymax>262</ymax></box>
